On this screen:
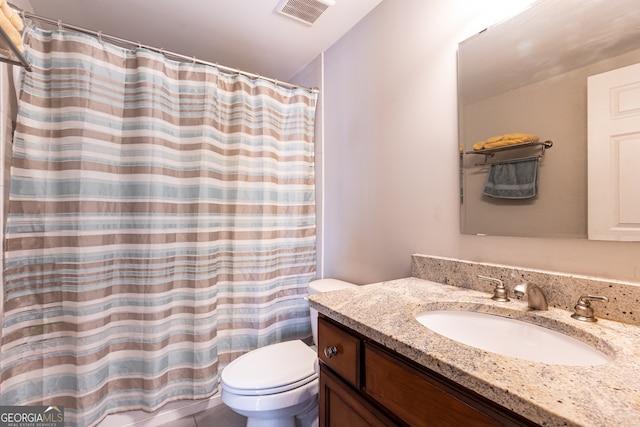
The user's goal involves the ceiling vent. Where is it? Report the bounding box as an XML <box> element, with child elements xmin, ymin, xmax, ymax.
<box><xmin>275</xmin><ymin>0</ymin><xmax>336</xmax><ymax>26</ymax></box>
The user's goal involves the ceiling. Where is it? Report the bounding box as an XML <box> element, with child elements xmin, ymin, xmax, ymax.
<box><xmin>25</xmin><ymin>0</ymin><xmax>383</xmax><ymax>82</ymax></box>
<box><xmin>459</xmin><ymin>0</ymin><xmax>640</xmax><ymax>104</ymax></box>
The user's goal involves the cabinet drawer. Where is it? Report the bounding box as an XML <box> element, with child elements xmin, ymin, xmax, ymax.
<box><xmin>318</xmin><ymin>317</ymin><xmax>360</xmax><ymax>387</ymax></box>
<box><xmin>364</xmin><ymin>343</ymin><xmax>507</xmax><ymax>427</ymax></box>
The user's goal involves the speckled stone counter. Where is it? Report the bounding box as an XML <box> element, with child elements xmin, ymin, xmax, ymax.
<box><xmin>411</xmin><ymin>254</ymin><xmax>640</xmax><ymax>326</ymax></box>
<box><xmin>309</xmin><ymin>278</ymin><xmax>640</xmax><ymax>427</ymax></box>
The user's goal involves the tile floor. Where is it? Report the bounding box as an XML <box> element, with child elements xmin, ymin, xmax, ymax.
<box><xmin>163</xmin><ymin>404</ymin><xmax>246</xmax><ymax>427</ymax></box>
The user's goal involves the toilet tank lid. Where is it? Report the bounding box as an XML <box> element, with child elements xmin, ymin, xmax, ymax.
<box><xmin>308</xmin><ymin>278</ymin><xmax>357</xmax><ymax>294</ymax></box>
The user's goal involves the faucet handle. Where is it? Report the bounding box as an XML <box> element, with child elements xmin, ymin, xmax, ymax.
<box><xmin>571</xmin><ymin>295</ymin><xmax>609</xmax><ymax>322</ymax></box>
<box><xmin>478</xmin><ymin>275</ymin><xmax>509</xmax><ymax>302</ymax></box>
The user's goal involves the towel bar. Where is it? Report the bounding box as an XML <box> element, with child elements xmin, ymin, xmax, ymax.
<box><xmin>466</xmin><ymin>140</ymin><xmax>552</xmax><ymax>164</ymax></box>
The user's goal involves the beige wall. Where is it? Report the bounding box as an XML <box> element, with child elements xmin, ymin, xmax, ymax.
<box><xmin>321</xmin><ymin>0</ymin><xmax>640</xmax><ymax>284</ymax></box>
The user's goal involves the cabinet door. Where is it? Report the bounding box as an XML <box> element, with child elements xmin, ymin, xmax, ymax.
<box><xmin>319</xmin><ymin>364</ymin><xmax>398</xmax><ymax>427</ymax></box>
<box><xmin>364</xmin><ymin>343</ymin><xmax>532</xmax><ymax>427</ymax></box>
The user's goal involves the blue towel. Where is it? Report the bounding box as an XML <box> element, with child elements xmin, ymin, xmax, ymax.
<box><xmin>483</xmin><ymin>157</ymin><xmax>539</xmax><ymax>199</ymax></box>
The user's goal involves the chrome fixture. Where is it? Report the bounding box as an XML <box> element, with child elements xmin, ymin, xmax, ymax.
<box><xmin>478</xmin><ymin>275</ymin><xmax>509</xmax><ymax>302</ymax></box>
<box><xmin>323</xmin><ymin>346</ymin><xmax>338</xmax><ymax>358</ymax></box>
<box><xmin>513</xmin><ymin>282</ymin><xmax>548</xmax><ymax>310</ymax></box>
<box><xmin>571</xmin><ymin>295</ymin><xmax>609</xmax><ymax>322</ymax></box>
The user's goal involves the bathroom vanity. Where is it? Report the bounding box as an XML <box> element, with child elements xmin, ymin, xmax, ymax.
<box><xmin>310</xmin><ymin>277</ymin><xmax>640</xmax><ymax>427</ymax></box>
<box><xmin>318</xmin><ymin>315</ymin><xmax>535</xmax><ymax>426</ymax></box>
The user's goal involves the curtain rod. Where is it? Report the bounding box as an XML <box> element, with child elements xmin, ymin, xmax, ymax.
<box><xmin>11</xmin><ymin>5</ymin><xmax>319</xmax><ymax>94</ymax></box>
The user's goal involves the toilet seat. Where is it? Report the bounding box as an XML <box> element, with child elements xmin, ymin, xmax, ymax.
<box><xmin>221</xmin><ymin>340</ymin><xmax>318</xmax><ymax>396</ymax></box>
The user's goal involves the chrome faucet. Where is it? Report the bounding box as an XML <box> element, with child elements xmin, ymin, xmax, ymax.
<box><xmin>513</xmin><ymin>282</ymin><xmax>548</xmax><ymax>310</ymax></box>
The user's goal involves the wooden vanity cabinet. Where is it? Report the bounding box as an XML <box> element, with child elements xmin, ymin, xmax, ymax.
<box><xmin>320</xmin><ymin>364</ymin><xmax>398</xmax><ymax>427</ymax></box>
<box><xmin>317</xmin><ymin>315</ymin><xmax>537</xmax><ymax>427</ymax></box>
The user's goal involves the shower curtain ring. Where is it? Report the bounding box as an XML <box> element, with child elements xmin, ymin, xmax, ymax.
<box><xmin>57</xmin><ymin>20</ymin><xmax>62</xmax><ymax>30</ymax></box>
<box><xmin>97</xmin><ymin>31</ymin><xmax>103</xmax><ymax>41</ymax></box>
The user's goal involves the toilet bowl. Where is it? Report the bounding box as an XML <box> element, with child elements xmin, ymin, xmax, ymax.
<box><xmin>220</xmin><ymin>278</ymin><xmax>357</xmax><ymax>427</ymax></box>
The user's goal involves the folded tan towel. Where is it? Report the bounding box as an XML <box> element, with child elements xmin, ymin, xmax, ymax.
<box><xmin>0</xmin><ymin>0</ymin><xmax>24</xmax><ymax>53</ymax></box>
<box><xmin>484</xmin><ymin>134</ymin><xmax>539</xmax><ymax>149</ymax></box>
<box><xmin>473</xmin><ymin>140</ymin><xmax>485</xmax><ymax>151</ymax></box>
<box><xmin>0</xmin><ymin>0</ymin><xmax>22</xmax><ymax>31</ymax></box>
<box><xmin>473</xmin><ymin>133</ymin><xmax>539</xmax><ymax>151</ymax></box>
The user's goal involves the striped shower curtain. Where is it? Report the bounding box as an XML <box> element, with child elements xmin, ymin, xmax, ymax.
<box><xmin>0</xmin><ymin>24</ymin><xmax>317</xmax><ymax>427</ymax></box>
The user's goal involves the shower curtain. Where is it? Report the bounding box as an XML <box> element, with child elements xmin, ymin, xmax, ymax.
<box><xmin>0</xmin><ymin>24</ymin><xmax>317</xmax><ymax>427</ymax></box>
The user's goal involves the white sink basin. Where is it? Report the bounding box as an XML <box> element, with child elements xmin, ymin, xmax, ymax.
<box><xmin>415</xmin><ymin>310</ymin><xmax>611</xmax><ymax>366</ymax></box>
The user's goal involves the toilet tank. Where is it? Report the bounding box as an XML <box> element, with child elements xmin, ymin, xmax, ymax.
<box><xmin>308</xmin><ymin>279</ymin><xmax>357</xmax><ymax>345</ymax></box>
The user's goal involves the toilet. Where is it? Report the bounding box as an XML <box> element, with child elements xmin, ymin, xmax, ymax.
<box><xmin>221</xmin><ymin>278</ymin><xmax>357</xmax><ymax>427</ymax></box>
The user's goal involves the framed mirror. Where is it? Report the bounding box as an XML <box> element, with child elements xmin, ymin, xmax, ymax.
<box><xmin>458</xmin><ymin>0</ymin><xmax>640</xmax><ymax>238</ymax></box>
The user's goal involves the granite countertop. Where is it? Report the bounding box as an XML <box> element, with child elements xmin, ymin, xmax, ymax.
<box><xmin>309</xmin><ymin>277</ymin><xmax>640</xmax><ymax>427</ymax></box>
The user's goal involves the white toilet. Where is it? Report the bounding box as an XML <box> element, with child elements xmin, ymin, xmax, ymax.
<box><xmin>221</xmin><ymin>278</ymin><xmax>357</xmax><ymax>427</ymax></box>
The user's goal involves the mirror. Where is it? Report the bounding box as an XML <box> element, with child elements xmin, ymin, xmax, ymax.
<box><xmin>458</xmin><ymin>0</ymin><xmax>640</xmax><ymax>238</ymax></box>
